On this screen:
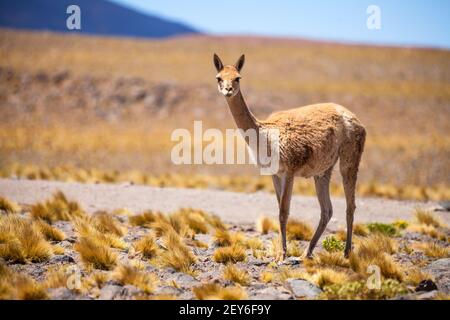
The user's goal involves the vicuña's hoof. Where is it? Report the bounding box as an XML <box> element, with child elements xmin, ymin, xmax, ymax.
<box><xmin>304</xmin><ymin>251</ymin><xmax>314</xmax><ymax>260</ymax></box>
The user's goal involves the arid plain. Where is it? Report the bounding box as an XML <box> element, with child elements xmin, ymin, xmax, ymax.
<box><xmin>0</xmin><ymin>29</ymin><xmax>449</xmax><ymax>300</ymax></box>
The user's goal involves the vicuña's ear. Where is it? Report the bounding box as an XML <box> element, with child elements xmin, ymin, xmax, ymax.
<box><xmin>213</xmin><ymin>53</ymin><xmax>224</xmax><ymax>72</ymax></box>
<box><xmin>234</xmin><ymin>54</ymin><xmax>245</xmax><ymax>72</ymax></box>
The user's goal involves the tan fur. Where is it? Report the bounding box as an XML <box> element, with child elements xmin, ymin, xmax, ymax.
<box><xmin>263</xmin><ymin>103</ymin><xmax>365</xmax><ymax>178</ymax></box>
<box><xmin>213</xmin><ymin>54</ymin><xmax>366</xmax><ymax>259</ymax></box>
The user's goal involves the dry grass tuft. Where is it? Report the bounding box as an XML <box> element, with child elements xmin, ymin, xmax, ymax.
<box><xmin>222</xmin><ymin>264</ymin><xmax>250</xmax><ymax>286</ymax></box>
<box><xmin>0</xmin><ymin>262</ymin><xmax>48</xmax><ymax>299</ymax></box>
<box><xmin>407</xmin><ymin>224</ymin><xmax>446</xmax><ymax>240</ymax></box>
<box><xmin>150</xmin><ymin>214</ymin><xmax>194</xmax><ymax>238</ymax></box>
<box><xmin>83</xmin><ymin>271</ymin><xmax>109</xmax><ymax>290</ymax></box>
<box><xmin>33</xmin><ymin>219</ymin><xmax>66</xmax><ymax>241</ymax></box>
<box><xmin>354</xmin><ymin>224</ymin><xmax>370</xmax><ymax>236</ymax></box>
<box><xmin>260</xmin><ymin>271</ymin><xmax>274</xmax><ymax>283</ymax></box>
<box><xmin>256</xmin><ymin>216</ymin><xmax>278</xmax><ymax>234</ymax></box>
<box><xmin>286</xmin><ymin>219</ymin><xmax>313</xmax><ymax>240</ymax></box>
<box><xmin>173</xmin><ymin>208</ymin><xmax>209</xmax><ymax>234</ymax></box>
<box><xmin>129</xmin><ymin>210</ymin><xmax>159</xmax><ymax>227</ymax></box>
<box><xmin>30</xmin><ymin>191</ymin><xmax>85</xmax><ymax>222</ymax></box>
<box><xmin>213</xmin><ymin>245</ymin><xmax>247</xmax><ymax>264</ymax></box>
<box><xmin>12</xmin><ymin>274</ymin><xmax>49</xmax><ymax>300</ymax></box>
<box><xmin>0</xmin><ymin>215</ymin><xmax>53</xmax><ymax>263</ymax></box>
<box><xmin>0</xmin><ymin>196</ymin><xmax>21</xmax><ymax>213</ymax></box>
<box><xmin>320</xmin><ymin>279</ymin><xmax>410</xmax><ymax>300</ymax></box>
<box><xmin>74</xmin><ymin>237</ymin><xmax>117</xmax><ymax>270</ymax></box>
<box><xmin>112</xmin><ymin>264</ymin><xmax>157</xmax><ymax>293</ymax></box>
<box><xmin>268</xmin><ymin>236</ymin><xmax>282</xmax><ymax>259</ymax></box>
<box><xmin>201</xmin><ymin>212</ymin><xmax>227</xmax><ymax>231</ymax></box>
<box><xmin>133</xmin><ymin>233</ymin><xmax>159</xmax><ymax>259</ymax></box>
<box><xmin>44</xmin><ymin>265</ymin><xmax>72</xmax><ymax>289</ymax></box>
<box><xmin>73</xmin><ymin>217</ymin><xmax>127</xmax><ymax>249</ymax></box>
<box><xmin>313</xmin><ymin>268</ymin><xmax>350</xmax><ymax>288</ymax></box>
<box><xmin>213</xmin><ymin>228</ymin><xmax>232</xmax><ymax>247</ymax></box>
<box><xmin>52</xmin><ymin>245</ymin><xmax>65</xmax><ymax>255</ymax></box>
<box><xmin>334</xmin><ymin>230</ymin><xmax>347</xmax><ymax>242</ymax></box>
<box><xmin>349</xmin><ymin>234</ymin><xmax>403</xmax><ymax>281</ymax></box>
<box><xmin>213</xmin><ymin>229</ymin><xmax>246</xmax><ymax>247</ymax></box>
<box><xmin>92</xmin><ymin>211</ymin><xmax>127</xmax><ymax>237</ymax></box>
<box><xmin>193</xmin><ymin>283</ymin><xmax>248</xmax><ymax>300</ymax></box>
<box><xmin>415</xmin><ymin>209</ymin><xmax>443</xmax><ymax>228</ymax></box>
<box><xmin>245</xmin><ymin>237</ymin><xmax>264</xmax><ymax>250</ymax></box>
<box><xmin>337</xmin><ymin>223</ymin><xmax>389</xmax><ymax>241</ymax></box>
<box><xmin>403</xmin><ymin>268</ymin><xmax>434</xmax><ymax>285</ymax></box>
<box><xmin>358</xmin><ymin>233</ymin><xmax>398</xmax><ymax>255</ymax></box>
<box><xmin>159</xmin><ymin>230</ymin><xmax>197</xmax><ymax>274</ymax></box>
<box><xmin>259</xmin><ymin>266</ymin><xmax>309</xmax><ymax>284</ymax></box>
<box><xmin>419</xmin><ymin>242</ymin><xmax>449</xmax><ymax>258</ymax></box>
<box><xmin>311</xmin><ymin>251</ymin><xmax>350</xmax><ymax>268</ymax></box>
<box><xmin>277</xmin><ymin>266</ymin><xmax>309</xmax><ymax>283</ymax></box>
<box><xmin>287</xmin><ymin>241</ymin><xmax>303</xmax><ymax>257</ymax></box>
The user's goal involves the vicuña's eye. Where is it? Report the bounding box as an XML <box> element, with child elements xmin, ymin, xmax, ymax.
<box><xmin>216</xmin><ymin>77</ymin><xmax>223</xmax><ymax>82</ymax></box>
<box><xmin>235</xmin><ymin>77</ymin><xmax>241</xmax><ymax>82</ymax></box>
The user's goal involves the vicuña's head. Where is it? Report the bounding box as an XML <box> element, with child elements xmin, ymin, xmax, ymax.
<box><xmin>213</xmin><ymin>53</ymin><xmax>245</xmax><ymax>98</ymax></box>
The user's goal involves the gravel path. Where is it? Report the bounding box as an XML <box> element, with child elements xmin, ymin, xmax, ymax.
<box><xmin>0</xmin><ymin>178</ymin><xmax>447</xmax><ymax>229</ymax></box>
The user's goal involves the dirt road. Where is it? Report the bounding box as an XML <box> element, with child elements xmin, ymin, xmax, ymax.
<box><xmin>1</xmin><ymin>178</ymin><xmax>447</xmax><ymax>228</ymax></box>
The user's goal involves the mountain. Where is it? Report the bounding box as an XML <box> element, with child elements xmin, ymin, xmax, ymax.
<box><xmin>0</xmin><ymin>0</ymin><xmax>199</xmax><ymax>38</ymax></box>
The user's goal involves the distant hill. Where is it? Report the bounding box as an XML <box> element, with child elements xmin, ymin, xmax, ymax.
<box><xmin>0</xmin><ymin>0</ymin><xmax>199</xmax><ymax>38</ymax></box>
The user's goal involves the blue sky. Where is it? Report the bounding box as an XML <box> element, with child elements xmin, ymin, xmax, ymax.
<box><xmin>109</xmin><ymin>0</ymin><xmax>450</xmax><ymax>48</ymax></box>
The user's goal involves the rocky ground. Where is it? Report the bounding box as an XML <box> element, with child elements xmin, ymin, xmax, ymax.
<box><xmin>0</xmin><ymin>179</ymin><xmax>449</xmax><ymax>300</ymax></box>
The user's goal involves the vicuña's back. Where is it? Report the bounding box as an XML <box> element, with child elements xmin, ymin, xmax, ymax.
<box><xmin>262</xmin><ymin>103</ymin><xmax>366</xmax><ymax>178</ymax></box>
<box><xmin>213</xmin><ymin>54</ymin><xmax>366</xmax><ymax>259</ymax></box>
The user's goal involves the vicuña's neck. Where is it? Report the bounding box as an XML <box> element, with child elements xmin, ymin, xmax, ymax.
<box><xmin>225</xmin><ymin>91</ymin><xmax>260</xmax><ymax>132</ymax></box>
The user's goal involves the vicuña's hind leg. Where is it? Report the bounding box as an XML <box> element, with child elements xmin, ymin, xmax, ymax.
<box><xmin>340</xmin><ymin>129</ymin><xmax>366</xmax><ymax>257</ymax></box>
<box><xmin>341</xmin><ymin>164</ymin><xmax>357</xmax><ymax>258</ymax></box>
<box><xmin>307</xmin><ymin>167</ymin><xmax>333</xmax><ymax>258</ymax></box>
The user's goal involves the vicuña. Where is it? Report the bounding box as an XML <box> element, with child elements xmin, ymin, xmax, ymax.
<box><xmin>213</xmin><ymin>54</ymin><xmax>366</xmax><ymax>259</ymax></box>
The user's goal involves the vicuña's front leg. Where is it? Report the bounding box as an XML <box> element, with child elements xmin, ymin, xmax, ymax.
<box><xmin>272</xmin><ymin>175</ymin><xmax>282</xmax><ymax>205</ymax></box>
<box><xmin>278</xmin><ymin>173</ymin><xmax>294</xmax><ymax>260</ymax></box>
<box><xmin>307</xmin><ymin>168</ymin><xmax>333</xmax><ymax>258</ymax></box>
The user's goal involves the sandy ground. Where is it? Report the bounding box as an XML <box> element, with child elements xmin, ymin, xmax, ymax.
<box><xmin>0</xmin><ymin>178</ymin><xmax>446</xmax><ymax>229</ymax></box>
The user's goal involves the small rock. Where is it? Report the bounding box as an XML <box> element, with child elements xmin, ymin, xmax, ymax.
<box><xmin>394</xmin><ymin>290</ymin><xmax>438</xmax><ymax>300</ymax></box>
<box><xmin>435</xmin><ymin>201</ymin><xmax>450</xmax><ymax>211</ymax></box>
<box><xmin>48</xmin><ymin>288</ymin><xmax>91</xmax><ymax>300</ymax></box>
<box><xmin>120</xmin><ymin>285</ymin><xmax>142</xmax><ymax>299</ymax></box>
<box><xmin>50</xmin><ymin>254</ymin><xmax>75</xmax><ymax>264</ymax></box>
<box><xmin>285</xmin><ymin>279</ymin><xmax>322</xmax><ymax>299</ymax></box>
<box><xmin>415</xmin><ymin>280</ymin><xmax>438</xmax><ymax>292</ymax></box>
<box><xmin>247</xmin><ymin>256</ymin><xmax>269</xmax><ymax>266</ymax></box>
<box><xmin>285</xmin><ymin>257</ymin><xmax>301</xmax><ymax>265</ymax></box>
<box><xmin>155</xmin><ymin>285</ymin><xmax>183</xmax><ymax>296</ymax></box>
<box><xmin>99</xmin><ymin>284</ymin><xmax>123</xmax><ymax>300</ymax></box>
<box><xmin>167</xmin><ymin>273</ymin><xmax>199</xmax><ymax>288</ymax></box>
<box><xmin>417</xmin><ymin>291</ymin><xmax>439</xmax><ymax>300</ymax></box>
<box><xmin>424</xmin><ymin>258</ymin><xmax>450</xmax><ymax>294</ymax></box>
<box><xmin>250</xmin><ymin>286</ymin><xmax>292</xmax><ymax>300</ymax></box>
